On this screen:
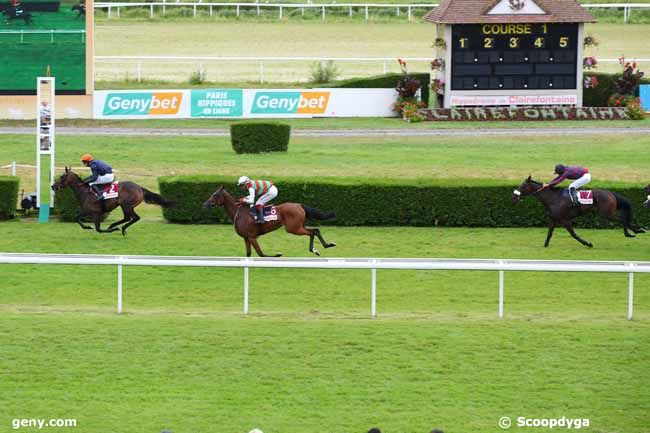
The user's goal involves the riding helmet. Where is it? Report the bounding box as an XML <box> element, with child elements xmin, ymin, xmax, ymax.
<box><xmin>237</xmin><ymin>175</ymin><xmax>249</xmax><ymax>186</ymax></box>
<box><xmin>554</xmin><ymin>164</ymin><xmax>566</xmax><ymax>174</ymax></box>
<box><xmin>81</xmin><ymin>154</ymin><xmax>93</xmax><ymax>162</ymax></box>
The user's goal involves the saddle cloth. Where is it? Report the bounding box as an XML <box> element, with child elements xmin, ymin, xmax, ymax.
<box><xmin>101</xmin><ymin>182</ymin><xmax>119</xmax><ymax>200</ymax></box>
<box><xmin>577</xmin><ymin>190</ymin><xmax>593</xmax><ymax>205</ymax></box>
<box><xmin>249</xmin><ymin>205</ymin><xmax>278</xmax><ymax>222</ymax></box>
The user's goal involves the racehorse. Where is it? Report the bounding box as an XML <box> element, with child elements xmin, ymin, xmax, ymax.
<box><xmin>203</xmin><ymin>186</ymin><xmax>337</xmax><ymax>257</ymax></box>
<box><xmin>644</xmin><ymin>184</ymin><xmax>650</xmax><ymax>208</ymax></box>
<box><xmin>51</xmin><ymin>167</ymin><xmax>174</xmax><ymax>236</ymax></box>
<box><xmin>513</xmin><ymin>176</ymin><xmax>645</xmax><ymax>247</ymax></box>
<box><xmin>2</xmin><ymin>6</ymin><xmax>32</xmax><ymax>24</ymax></box>
<box><xmin>72</xmin><ymin>4</ymin><xmax>85</xmax><ymax>17</ymax></box>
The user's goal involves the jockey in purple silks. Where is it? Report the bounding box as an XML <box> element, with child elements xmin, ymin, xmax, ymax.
<box><xmin>544</xmin><ymin>164</ymin><xmax>591</xmax><ymax>206</ymax></box>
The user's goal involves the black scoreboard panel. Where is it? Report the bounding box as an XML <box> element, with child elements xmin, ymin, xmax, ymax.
<box><xmin>450</xmin><ymin>24</ymin><xmax>578</xmax><ymax>91</ymax></box>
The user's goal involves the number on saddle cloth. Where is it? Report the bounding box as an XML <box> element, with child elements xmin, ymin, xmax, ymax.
<box><xmin>248</xmin><ymin>205</ymin><xmax>278</xmax><ymax>222</ymax></box>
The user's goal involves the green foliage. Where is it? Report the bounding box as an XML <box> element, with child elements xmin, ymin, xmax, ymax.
<box><xmin>583</xmin><ymin>72</ymin><xmax>650</xmax><ymax>106</ymax></box>
<box><xmin>333</xmin><ymin>73</ymin><xmax>430</xmax><ymax>108</ymax></box>
<box><xmin>53</xmin><ymin>188</ymin><xmax>81</xmax><ymax>222</ymax></box>
<box><xmin>0</xmin><ymin>176</ymin><xmax>19</xmax><ymax>220</ymax></box>
<box><xmin>309</xmin><ymin>60</ymin><xmax>340</xmax><ymax>84</ymax></box>
<box><xmin>230</xmin><ymin>122</ymin><xmax>290</xmax><ymax>154</ymax></box>
<box><xmin>159</xmin><ymin>175</ymin><xmax>650</xmax><ymax>228</ymax></box>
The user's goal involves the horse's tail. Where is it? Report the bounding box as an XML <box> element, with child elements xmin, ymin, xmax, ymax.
<box><xmin>301</xmin><ymin>204</ymin><xmax>335</xmax><ymax>221</ymax></box>
<box><xmin>613</xmin><ymin>192</ymin><xmax>633</xmax><ymax>225</ymax></box>
<box><xmin>143</xmin><ymin>188</ymin><xmax>174</xmax><ymax>208</ymax></box>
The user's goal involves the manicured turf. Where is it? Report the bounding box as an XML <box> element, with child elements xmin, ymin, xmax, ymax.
<box><xmin>2</xmin><ymin>131</ymin><xmax>650</xmax><ymax>194</ymax></box>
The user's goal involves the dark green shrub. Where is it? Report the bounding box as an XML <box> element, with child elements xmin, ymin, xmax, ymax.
<box><xmin>333</xmin><ymin>73</ymin><xmax>430</xmax><ymax>108</ymax></box>
<box><xmin>230</xmin><ymin>123</ymin><xmax>290</xmax><ymax>154</ymax></box>
<box><xmin>159</xmin><ymin>176</ymin><xmax>650</xmax><ymax>228</ymax></box>
<box><xmin>53</xmin><ymin>188</ymin><xmax>81</xmax><ymax>222</ymax></box>
<box><xmin>583</xmin><ymin>72</ymin><xmax>650</xmax><ymax>107</ymax></box>
<box><xmin>0</xmin><ymin>176</ymin><xmax>19</xmax><ymax>220</ymax></box>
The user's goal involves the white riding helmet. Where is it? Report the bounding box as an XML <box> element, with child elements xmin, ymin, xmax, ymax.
<box><xmin>237</xmin><ymin>176</ymin><xmax>250</xmax><ymax>186</ymax></box>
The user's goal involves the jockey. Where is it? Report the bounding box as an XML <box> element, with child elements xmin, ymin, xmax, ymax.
<box><xmin>81</xmin><ymin>154</ymin><xmax>114</xmax><ymax>200</ymax></box>
<box><xmin>237</xmin><ymin>176</ymin><xmax>278</xmax><ymax>224</ymax></box>
<box><xmin>544</xmin><ymin>164</ymin><xmax>591</xmax><ymax>205</ymax></box>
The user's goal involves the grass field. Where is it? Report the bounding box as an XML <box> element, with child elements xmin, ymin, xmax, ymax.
<box><xmin>2</xmin><ymin>121</ymin><xmax>650</xmax><ymax>432</ymax></box>
<box><xmin>94</xmin><ymin>21</ymin><xmax>650</xmax><ymax>82</ymax></box>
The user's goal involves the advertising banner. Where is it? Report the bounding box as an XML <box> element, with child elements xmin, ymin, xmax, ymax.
<box><xmin>449</xmin><ymin>94</ymin><xmax>578</xmax><ymax>106</ymax></box>
<box><xmin>94</xmin><ymin>88</ymin><xmax>398</xmax><ymax>119</ymax></box>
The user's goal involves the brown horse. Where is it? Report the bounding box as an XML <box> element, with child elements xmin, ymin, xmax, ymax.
<box><xmin>203</xmin><ymin>187</ymin><xmax>336</xmax><ymax>257</ymax></box>
<box><xmin>51</xmin><ymin>167</ymin><xmax>173</xmax><ymax>235</ymax></box>
<box><xmin>513</xmin><ymin>176</ymin><xmax>645</xmax><ymax>248</ymax></box>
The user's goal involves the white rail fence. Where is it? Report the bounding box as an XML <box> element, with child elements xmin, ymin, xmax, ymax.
<box><xmin>1</xmin><ymin>253</ymin><xmax>646</xmax><ymax>319</ymax></box>
<box><xmin>94</xmin><ymin>55</ymin><xmax>650</xmax><ymax>83</ymax></box>
<box><xmin>94</xmin><ymin>2</ymin><xmax>650</xmax><ymax>23</ymax></box>
<box><xmin>0</xmin><ymin>29</ymin><xmax>86</xmax><ymax>43</ymax></box>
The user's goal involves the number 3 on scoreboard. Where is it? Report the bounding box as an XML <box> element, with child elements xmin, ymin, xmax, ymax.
<box><xmin>509</xmin><ymin>37</ymin><xmax>519</xmax><ymax>48</ymax></box>
<box><xmin>559</xmin><ymin>36</ymin><xmax>569</xmax><ymax>48</ymax></box>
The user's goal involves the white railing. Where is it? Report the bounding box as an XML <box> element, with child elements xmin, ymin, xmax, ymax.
<box><xmin>94</xmin><ymin>2</ymin><xmax>437</xmax><ymax>21</ymax></box>
<box><xmin>1</xmin><ymin>252</ymin><xmax>646</xmax><ymax>319</ymax></box>
<box><xmin>93</xmin><ymin>56</ymin><xmax>650</xmax><ymax>83</ymax></box>
<box><xmin>93</xmin><ymin>2</ymin><xmax>650</xmax><ymax>23</ymax></box>
<box><xmin>0</xmin><ymin>29</ymin><xmax>86</xmax><ymax>43</ymax></box>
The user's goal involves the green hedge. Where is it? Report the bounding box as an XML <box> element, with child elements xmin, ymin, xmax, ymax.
<box><xmin>159</xmin><ymin>176</ymin><xmax>650</xmax><ymax>228</ymax></box>
<box><xmin>583</xmin><ymin>72</ymin><xmax>650</xmax><ymax>107</ymax></box>
<box><xmin>53</xmin><ymin>188</ymin><xmax>81</xmax><ymax>222</ymax></box>
<box><xmin>333</xmin><ymin>73</ymin><xmax>430</xmax><ymax>108</ymax></box>
<box><xmin>0</xmin><ymin>176</ymin><xmax>19</xmax><ymax>220</ymax></box>
<box><xmin>230</xmin><ymin>122</ymin><xmax>290</xmax><ymax>154</ymax></box>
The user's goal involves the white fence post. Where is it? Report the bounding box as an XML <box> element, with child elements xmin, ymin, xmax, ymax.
<box><xmin>117</xmin><ymin>261</ymin><xmax>123</xmax><ymax>314</ymax></box>
<box><xmin>279</xmin><ymin>5</ymin><xmax>282</xmax><ymax>19</ymax></box>
<box><xmin>364</xmin><ymin>5</ymin><xmax>368</xmax><ymax>20</ymax></box>
<box><xmin>628</xmin><ymin>266</ymin><xmax>634</xmax><ymax>320</ymax></box>
<box><xmin>371</xmin><ymin>260</ymin><xmax>377</xmax><ymax>317</ymax></box>
<box><xmin>236</xmin><ymin>4</ymin><xmax>240</xmax><ymax>16</ymax></box>
<box><xmin>498</xmin><ymin>269</ymin><xmax>504</xmax><ymax>319</ymax></box>
<box><xmin>11</xmin><ymin>160</ymin><xmax>16</xmax><ymax>176</ymax></box>
<box><xmin>322</xmin><ymin>5</ymin><xmax>325</xmax><ymax>20</ymax></box>
<box><xmin>244</xmin><ymin>265</ymin><xmax>249</xmax><ymax>315</ymax></box>
<box><xmin>408</xmin><ymin>5</ymin><xmax>412</xmax><ymax>20</ymax></box>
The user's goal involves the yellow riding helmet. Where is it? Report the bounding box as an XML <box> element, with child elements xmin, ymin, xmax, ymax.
<box><xmin>81</xmin><ymin>154</ymin><xmax>93</xmax><ymax>162</ymax></box>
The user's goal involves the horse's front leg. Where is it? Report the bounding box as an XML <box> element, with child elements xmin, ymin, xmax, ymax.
<box><xmin>77</xmin><ymin>212</ymin><xmax>93</xmax><ymax>230</ymax></box>
<box><xmin>93</xmin><ymin>214</ymin><xmax>117</xmax><ymax>234</ymax></box>
<box><xmin>563</xmin><ymin>223</ymin><xmax>593</xmax><ymax>248</ymax></box>
<box><xmin>244</xmin><ymin>238</ymin><xmax>252</xmax><ymax>257</ymax></box>
<box><xmin>249</xmin><ymin>237</ymin><xmax>282</xmax><ymax>257</ymax></box>
<box><xmin>544</xmin><ymin>222</ymin><xmax>556</xmax><ymax>247</ymax></box>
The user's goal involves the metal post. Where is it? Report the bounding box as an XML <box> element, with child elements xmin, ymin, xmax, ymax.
<box><xmin>244</xmin><ymin>266</ymin><xmax>249</xmax><ymax>315</ymax></box>
<box><xmin>11</xmin><ymin>160</ymin><xmax>16</xmax><ymax>176</ymax></box>
<box><xmin>117</xmin><ymin>263</ymin><xmax>123</xmax><ymax>314</ymax></box>
<box><xmin>628</xmin><ymin>270</ymin><xmax>634</xmax><ymax>320</ymax></box>
<box><xmin>371</xmin><ymin>263</ymin><xmax>377</xmax><ymax>317</ymax></box>
<box><xmin>498</xmin><ymin>270</ymin><xmax>504</xmax><ymax>318</ymax></box>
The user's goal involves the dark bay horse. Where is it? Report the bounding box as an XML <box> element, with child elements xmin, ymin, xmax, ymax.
<box><xmin>51</xmin><ymin>167</ymin><xmax>173</xmax><ymax>236</ymax></box>
<box><xmin>203</xmin><ymin>187</ymin><xmax>336</xmax><ymax>257</ymax></box>
<box><xmin>513</xmin><ymin>176</ymin><xmax>645</xmax><ymax>247</ymax></box>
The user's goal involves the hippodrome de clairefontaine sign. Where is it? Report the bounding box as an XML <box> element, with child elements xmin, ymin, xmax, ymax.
<box><xmin>418</xmin><ymin>106</ymin><xmax>632</xmax><ymax>121</ymax></box>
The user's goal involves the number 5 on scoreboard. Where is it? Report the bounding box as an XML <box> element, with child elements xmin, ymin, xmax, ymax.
<box><xmin>559</xmin><ymin>36</ymin><xmax>569</xmax><ymax>48</ymax></box>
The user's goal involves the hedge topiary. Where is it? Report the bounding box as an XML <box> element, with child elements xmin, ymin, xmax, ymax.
<box><xmin>230</xmin><ymin>123</ymin><xmax>290</xmax><ymax>154</ymax></box>
<box><xmin>158</xmin><ymin>175</ymin><xmax>650</xmax><ymax>228</ymax></box>
<box><xmin>333</xmin><ymin>73</ymin><xmax>430</xmax><ymax>108</ymax></box>
<box><xmin>0</xmin><ymin>176</ymin><xmax>19</xmax><ymax>220</ymax></box>
<box><xmin>53</xmin><ymin>187</ymin><xmax>81</xmax><ymax>222</ymax></box>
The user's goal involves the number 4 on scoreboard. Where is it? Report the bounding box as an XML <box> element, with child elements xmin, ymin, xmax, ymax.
<box><xmin>534</xmin><ymin>37</ymin><xmax>544</xmax><ymax>48</ymax></box>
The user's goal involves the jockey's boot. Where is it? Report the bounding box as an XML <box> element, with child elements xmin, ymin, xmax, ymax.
<box><xmin>569</xmin><ymin>187</ymin><xmax>579</xmax><ymax>206</ymax></box>
<box><xmin>91</xmin><ymin>184</ymin><xmax>103</xmax><ymax>200</ymax></box>
<box><xmin>255</xmin><ymin>206</ymin><xmax>264</xmax><ymax>224</ymax></box>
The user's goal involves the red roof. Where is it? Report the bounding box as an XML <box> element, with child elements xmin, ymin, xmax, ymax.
<box><xmin>425</xmin><ymin>0</ymin><xmax>596</xmax><ymax>23</ymax></box>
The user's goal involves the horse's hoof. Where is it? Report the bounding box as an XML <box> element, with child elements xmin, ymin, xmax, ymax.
<box><xmin>638</xmin><ymin>228</ymin><xmax>646</xmax><ymax>234</ymax></box>
<box><xmin>327</xmin><ymin>242</ymin><xmax>337</xmax><ymax>248</ymax></box>
<box><xmin>312</xmin><ymin>249</ymin><xmax>321</xmax><ymax>256</ymax></box>
<box><xmin>274</xmin><ymin>253</ymin><xmax>283</xmax><ymax>257</ymax></box>
<box><xmin>587</xmin><ymin>243</ymin><xmax>594</xmax><ymax>248</ymax></box>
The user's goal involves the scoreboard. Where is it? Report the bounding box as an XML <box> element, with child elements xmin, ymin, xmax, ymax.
<box><xmin>450</xmin><ymin>23</ymin><xmax>578</xmax><ymax>91</ymax></box>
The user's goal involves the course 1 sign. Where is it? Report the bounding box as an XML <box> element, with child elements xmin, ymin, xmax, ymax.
<box><xmin>94</xmin><ymin>89</ymin><xmax>398</xmax><ymax>118</ymax></box>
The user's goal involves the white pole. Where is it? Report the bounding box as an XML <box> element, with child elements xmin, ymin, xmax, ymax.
<box><xmin>322</xmin><ymin>5</ymin><xmax>325</xmax><ymax>20</ymax></box>
<box><xmin>365</xmin><ymin>5</ymin><xmax>368</xmax><ymax>20</ymax></box>
<box><xmin>236</xmin><ymin>4</ymin><xmax>239</xmax><ymax>16</ymax></box>
<box><xmin>628</xmin><ymin>271</ymin><xmax>634</xmax><ymax>320</ymax></box>
<box><xmin>408</xmin><ymin>5</ymin><xmax>412</xmax><ymax>21</ymax></box>
<box><xmin>117</xmin><ymin>263</ymin><xmax>123</xmax><ymax>314</ymax></box>
<box><xmin>279</xmin><ymin>5</ymin><xmax>282</xmax><ymax>19</ymax></box>
<box><xmin>498</xmin><ymin>270</ymin><xmax>504</xmax><ymax>318</ymax></box>
<box><xmin>244</xmin><ymin>266</ymin><xmax>249</xmax><ymax>315</ymax></box>
<box><xmin>150</xmin><ymin>4</ymin><xmax>154</xmax><ymax>18</ymax></box>
<box><xmin>11</xmin><ymin>160</ymin><xmax>16</xmax><ymax>176</ymax></box>
<box><xmin>371</xmin><ymin>264</ymin><xmax>377</xmax><ymax>317</ymax></box>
